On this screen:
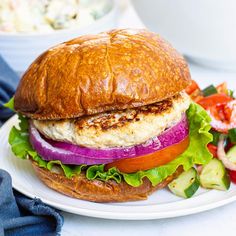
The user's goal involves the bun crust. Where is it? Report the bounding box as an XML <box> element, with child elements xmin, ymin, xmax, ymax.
<box><xmin>31</xmin><ymin>161</ymin><xmax>183</xmax><ymax>202</ymax></box>
<box><xmin>14</xmin><ymin>29</ymin><xmax>191</xmax><ymax>120</ymax></box>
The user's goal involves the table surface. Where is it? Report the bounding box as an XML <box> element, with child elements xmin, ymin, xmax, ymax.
<box><xmin>61</xmin><ymin>2</ymin><xmax>236</xmax><ymax>235</ymax></box>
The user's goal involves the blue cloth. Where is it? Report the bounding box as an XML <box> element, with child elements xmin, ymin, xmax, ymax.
<box><xmin>0</xmin><ymin>56</ymin><xmax>64</xmax><ymax>235</ymax></box>
<box><xmin>0</xmin><ymin>55</ymin><xmax>18</xmax><ymax>125</ymax></box>
<box><xmin>0</xmin><ymin>170</ymin><xmax>64</xmax><ymax>236</ymax></box>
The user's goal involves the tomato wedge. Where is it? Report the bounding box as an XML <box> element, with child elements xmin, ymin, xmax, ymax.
<box><xmin>208</xmin><ymin>100</ymin><xmax>236</xmax><ymax>133</ymax></box>
<box><xmin>207</xmin><ymin>143</ymin><xmax>217</xmax><ymax>158</ymax></box>
<box><xmin>185</xmin><ymin>80</ymin><xmax>200</xmax><ymax>95</ymax></box>
<box><xmin>216</xmin><ymin>82</ymin><xmax>228</xmax><ymax>95</ymax></box>
<box><xmin>229</xmin><ymin>170</ymin><xmax>236</xmax><ymax>184</ymax></box>
<box><xmin>105</xmin><ymin>136</ymin><xmax>189</xmax><ymax>173</ymax></box>
<box><xmin>197</xmin><ymin>94</ymin><xmax>232</xmax><ymax>110</ymax></box>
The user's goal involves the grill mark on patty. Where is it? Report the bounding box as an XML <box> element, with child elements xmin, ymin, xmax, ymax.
<box><xmin>74</xmin><ymin>96</ymin><xmax>175</xmax><ymax>131</ymax></box>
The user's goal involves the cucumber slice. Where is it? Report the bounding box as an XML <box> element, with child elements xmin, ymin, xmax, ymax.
<box><xmin>202</xmin><ymin>85</ymin><xmax>217</xmax><ymax>96</ymax></box>
<box><xmin>210</xmin><ymin>130</ymin><xmax>221</xmax><ymax>146</ymax></box>
<box><xmin>200</xmin><ymin>159</ymin><xmax>230</xmax><ymax>191</ymax></box>
<box><xmin>229</xmin><ymin>128</ymin><xmax>236</xmax><ymax>143</ymax></box>
<box><xmin>226</xmin><ymin>145</ymin><xmax>236</xmax><ymax>163</ymax></box>
<box><xmin>168</xmin><ymin>168</ymin><xmax>200</xmax><ymax>198</ymax></box>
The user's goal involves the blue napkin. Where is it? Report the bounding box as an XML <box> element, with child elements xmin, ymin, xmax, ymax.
<box><xmin>0</xmin><ymin>55</ymin><xmax>18</xmax><ymax>125</ymax></box>
<box><xmin>0</xmin><ymin>170</ymin><xmax>63</xmax><ymax>236</ymax></box>
<box><xmin>0</xmin><ymin>56</ymin><xmax>64</xmax><ymax>235</ymax></box>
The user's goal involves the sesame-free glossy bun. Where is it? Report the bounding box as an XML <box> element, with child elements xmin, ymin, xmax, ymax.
<box><xmin>31</xmin><ymin>161</ymin><xmax>183</xmax><ymax>202</ymax></box>
<box><xmin>14</xmin><ymin>29</ymin><xmax>191</xmax><ymax>120</ymax></box>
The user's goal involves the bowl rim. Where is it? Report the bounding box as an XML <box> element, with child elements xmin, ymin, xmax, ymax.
<box><xmin>0</xmin><ymin>0</ymin><xmax>118</xmax><ymax>37</ymax></box>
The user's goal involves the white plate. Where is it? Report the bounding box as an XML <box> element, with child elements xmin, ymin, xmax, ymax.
<box><xmin>1</xmin><ymin>115</ymin><xmax>236</xmax><ymax>220</ymax></box>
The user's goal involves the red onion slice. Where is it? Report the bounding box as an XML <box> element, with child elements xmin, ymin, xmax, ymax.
<box><xmin>29</xmin><ymin>124</ymin><xmax>113</xmax><ymax>165</ymax></box>
<box><xmin>217</xmin><ymin>134</ymin><xmax>236</xmax><ymax>171</ymax></box>
<box><xmin>47</xmin><ymin>114</ymin><xmax>189</xmax><ymax>159</ymax></box>
<box><xmin>29</xmin><ymin>114</ymin><xmax>189</xmax><ymax>165</ymax></box>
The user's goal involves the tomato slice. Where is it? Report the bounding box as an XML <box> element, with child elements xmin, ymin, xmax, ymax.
<box><xmin>185</xmin><ymin>80</ymin><xmax>200</xmax><ymax>95</ymax></box>
<box><xmin>105</xmin><ymin>136</ymin><xmax>190</xmax><ymax>173</ymax></box>
<box><xmin>197</xmin><ymin>94</ymin><xmax>232</xmax><ymax>110</ymax></box>
<box><xmin>207</xmin><ymin>143</ymin><xmax>217</xmax><ymax>158</ymax></box>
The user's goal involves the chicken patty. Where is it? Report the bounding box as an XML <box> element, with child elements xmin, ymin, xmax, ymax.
<box><xmin>33</xmin><ymin>92</ymin><xmax>191</xmax><ymax>148</ymax></box>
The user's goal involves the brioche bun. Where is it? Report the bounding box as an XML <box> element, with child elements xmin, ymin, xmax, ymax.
<box><xmin>14</xmin><ymin>29</ymin><xmax>190</xmax><ymax>120</ymax></box>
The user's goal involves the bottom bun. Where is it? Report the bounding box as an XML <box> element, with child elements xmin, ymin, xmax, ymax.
<box><xmin>31</xmin><ymin>161</ymin><xmax>183</xmax><ymax>203</ymax></box>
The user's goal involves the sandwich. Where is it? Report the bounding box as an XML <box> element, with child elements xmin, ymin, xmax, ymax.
<box><xmin>7</xmin><ymin>29</ymin><xmax>213</xmax><ymax>202</ymax></box>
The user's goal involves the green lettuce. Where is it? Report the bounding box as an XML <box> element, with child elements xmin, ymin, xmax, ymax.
<box><xmin>8</xmin><ymin>102</ymin><xmax>213</xmax><ymax>187</ymax></box>
<box><xmin>4</xmin><ymin>97</ymin><xmax>15</xmax><ymax>110</ymax></box>
<box><xmin>86</xmin><ymin>165</ymin><xmax>122</xmax><ymax>183</ymax></box>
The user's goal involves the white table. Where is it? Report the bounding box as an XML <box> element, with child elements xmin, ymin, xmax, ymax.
<box><xmin>61</xmin><ymin>2</ymin><xmax>236</xmax><ymax>235</ymax></box>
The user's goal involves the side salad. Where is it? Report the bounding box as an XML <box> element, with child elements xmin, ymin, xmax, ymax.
<box><xmin>168</xmin><ymin>80</ymin><xmax>236</xmax><ymax>198</ymax></box>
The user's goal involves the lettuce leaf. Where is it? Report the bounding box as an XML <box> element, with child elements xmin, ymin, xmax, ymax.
<box><xmin>8</xmin><ymin>102</ymin><xmax>213</xmax><ymax>187</ymax></box>
<box><xmin>86</xmin><ymin>165</ymin><xmax>122</xmax><ymax>183</ymax></box>
<box><xmin>4</xmin><ymin>97</ymin><xmax>15</xmax><ymax>110</ymax></box>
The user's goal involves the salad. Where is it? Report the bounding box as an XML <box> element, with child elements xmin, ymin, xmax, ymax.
<box><xmin>168</xmin><ymin>80</ymin><xmax>236</xmax><ymax>199</ymax></box>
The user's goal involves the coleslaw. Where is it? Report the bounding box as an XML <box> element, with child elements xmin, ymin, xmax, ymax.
<box><xmin>0</xmin><ymin>0</ymin><xmax>111</xmax><ymax>33</ymax></box>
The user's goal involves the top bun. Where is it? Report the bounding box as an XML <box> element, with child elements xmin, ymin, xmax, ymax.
<box><xmin>14</xmin><ymin>29</ymin><xmax>191</xmax><ymax>120</ymax></box>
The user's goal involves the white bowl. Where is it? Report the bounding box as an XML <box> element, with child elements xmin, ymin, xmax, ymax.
<box><xmin>0</xmin><ymin>0</ymin><xmax>119</xmax><ymax>73</ymax></box>
<box><xmin>132</xmin><ymin>0</ymin><xmax>236</xmax><ymax>71</ymax></box>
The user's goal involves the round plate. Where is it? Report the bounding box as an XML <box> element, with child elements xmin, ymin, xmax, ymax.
<box><xmin>1</xmin><ymin>115</ymin><xmax>236</xmax><ymax>220</ymax></box>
